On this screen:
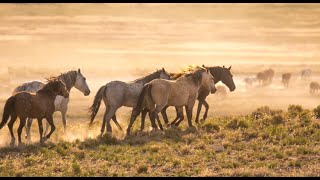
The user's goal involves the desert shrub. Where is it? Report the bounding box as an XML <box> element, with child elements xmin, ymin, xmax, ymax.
<box><xmin>299</xmin><ymin>110</ymin><xmax>312</xmax><ymax>126</ymax></box>
<box><xmin>227</xmin><ymin>118</ymin><xmax>249</xmax><ymax>129</ymax></box>
<box><xmin>137</xmin><ymin>164</ymin><xmax>148</xmax><ymax>174</ymax></box>
<box><xmin>252</xmin><ymin>106</ymin><xmax>283</xmax><ymax>119</ymax></box>
<box><xmin>203</xmin><ymin>122</ymin><xmax>220</xmax><ymax>133</ymax></box>
<box><xmin>72</xmin><ymin>162</ymin><xmax>81</xmax><ymax>175</ymax></box>
<box><xmin>270</xmin><ymin>113</ymin><xmax>286</xmax><ymax>125</ymax></box>
<box><xmin>313</xmin><ymin>105</ymin><xmax>320</xmax><ymax>119</ymax></box>
<box><xmin>288</xmin><ymin>104</ymin><xmax>303</xmax><ymax>119</ymax></box>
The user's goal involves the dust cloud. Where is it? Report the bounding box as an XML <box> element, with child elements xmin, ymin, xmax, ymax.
<box><xmin>0</xmin><ymin>3</ymin><xmax>320</xmax><ymax>146</ymax></box>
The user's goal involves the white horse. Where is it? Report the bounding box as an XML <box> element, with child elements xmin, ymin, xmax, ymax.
<box><xmin>13</xmin><ymin>69</ymin><xmax>90</xmax><ymax>142</ymax></box>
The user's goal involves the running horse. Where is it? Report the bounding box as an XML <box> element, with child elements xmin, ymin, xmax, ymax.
<box><xmin>127</xmin><ymin>66</ymin><xmax>217</xmax><ymax>134</ymax></box>
<box><xmin>13</xmin><ymin>69</ymin><xmax>90</xmax><ymax>142</ymax></box>
<box><xmin>89</xmin><ymin>68</ymin><xmax>171</xmax><ymax>135</ymax></box>
<box><xmin>0</xmin><ymin>78</ymin><xmax>69</xmax><ymax>147</ymax></box>
<box><xmin>136</xmin><ymin>65</ymin><xmax>236</xmax><ymax>132</ymax></box>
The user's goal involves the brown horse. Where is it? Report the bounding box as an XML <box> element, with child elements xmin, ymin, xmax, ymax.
<box><xmin>127</xmin><ymin>66</ymin><xmax>217</xmax><ymax>134</ymax></box>
<box><xmin>256</xmin><ymin>68</ymin><xmax>275</xmax><ymax>86</ymax></box>
<box><xmin>0</xmin><ymin>78</ymin><xmax>69</xmax><ymax>147</ymax></box>
<box><xmin>310</xmin><ymin>81</ymin><xmax>320</xmax><ymax>94</ymax></box>
<box><xmin>282</xmin><ymin>73</ymin><xmax>291</xmax><ymax>88</ymax></box>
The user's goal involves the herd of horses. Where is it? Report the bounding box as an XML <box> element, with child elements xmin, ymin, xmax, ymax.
<box><xmin>0</xmin><ymin>65</ymin><xmax>236</xmax><ymax>147</ymax></box>
<box><xmin>244</xmin><ymin>68</ymin><xmax>319</xmax><ymax>93</ymax></box>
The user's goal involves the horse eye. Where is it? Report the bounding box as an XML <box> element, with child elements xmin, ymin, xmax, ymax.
<box><xmin>84</xmin><ymin>78</ymin><xmax>86</xmax><ymax>81</ymax></box>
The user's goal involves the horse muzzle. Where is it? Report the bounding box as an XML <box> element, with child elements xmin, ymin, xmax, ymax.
<box><xmin>64</xmin><ymin>93</ymin><xmax>70</xmax><ymax>98</ymax></box>
<box><xmin>211</xmin><ymin>88</ymin><xmax>217</xmax><ymax>94</ymax></box>
<box><xmin>84</xmin><ymin>90</ymin><xmax>91</xmax><ymax>96</ymax></box>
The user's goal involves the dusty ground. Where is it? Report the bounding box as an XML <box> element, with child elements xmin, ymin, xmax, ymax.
<box><xmin>0</xmin><ymin>3</ymin><xmax>319</xmax><ymax>177</ymax></box>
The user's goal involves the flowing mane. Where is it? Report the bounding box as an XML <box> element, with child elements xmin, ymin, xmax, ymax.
<box><xmin>176</xmin><ymin>65</ymin><xmax>206</xmax><ymax>85</ymax></box>
<box><xmin>37</xmin><ymin>77</ymin><xmax>62</xmax><ymax>94</ymax></box>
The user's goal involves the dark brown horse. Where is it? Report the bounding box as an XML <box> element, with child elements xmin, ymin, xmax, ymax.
<box><xmin>0</xmin><ymin>78</ymin><xmax>69</xmax><ymax>147</ymax></box>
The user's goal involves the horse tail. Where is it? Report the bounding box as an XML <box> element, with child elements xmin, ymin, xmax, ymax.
<box><xmin>135</xmin><ymin>83</ymin><xmax>152</xmax><ymax>115</ymax></box>
<box><xmin>89</xmin><ymin>85</ymin><xmax>107</xmax><ymax>124</ymax></box>
<box><xmin>0</xmin><ymin>96</ymin><xmax>16</xmax><ymax>129</ymax></box>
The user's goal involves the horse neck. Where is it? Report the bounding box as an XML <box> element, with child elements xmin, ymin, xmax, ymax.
<box><xmin>58</xmin><ymin>71</ymin><xmax>77</xmax><ymax>92</ymax></box>
<box><xmin>36</xmin><ymin>89</ymin><xmax>58</xmax><ymax>101</ymax></box>
<box><xmin>208</xmin><ymin>67</ymin><xmax>222</xmax><ymax>84</ymax></box>
<box><xmin>133</xmin><ymin>71</ymin><xmax>161</xmax><ymax>85</ymax></box>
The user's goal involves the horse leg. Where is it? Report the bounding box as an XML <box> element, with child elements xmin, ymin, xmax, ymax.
<box><xmin>155</xmin><ymin>113</ymin><xmax>163</xmax><ymax>130</ymax></box>
<box><xmin>18</xmin><ymin>117</ymin><xmax>27</xmax><ymax>147</ymax></box>
<box><xmin>201</xmin><ymin>100</ymin><xmax>209</xmax><ymax>123</ymax></box>
<box><xmin>185</xmin><ymin>105</ymin><xmax>195</xmax><ymax>128</ymax></box>
<box><xmin>105</xmin><ymin>106</ymin><xmax>118</xmax><ymax>134</ymax></box>
<box><xmin>126</xmin><ymin>107</ymin><xmax>141</xmax><ymax>135</ymax></box>
<box><xmin>43</xmin><ymin>116</ymin><xmax>55</xmax><ymax>141</ymax></box>
<box><xmin>195</xmin><ymin>100</ymin><xmax>203</xmax><ymax>123</ymax></box>
<box><xmin>112</xmin><ymin>114</ymin><xmax>123</xmax><ymax>131</ymax></box>
<box><xmin>100</xmin><ymin>107</ymin><xmax>109</xmax><ymax>135</ymax></box>
<box><xmin>140</xmin><ymin>108</ymin><xmax>148</xmax><ymax>132</ymax></box>
<box><xmin>37</xmin><ymin>118</ymin><xmax>44</xmax><ymax>144</ymax></box>
<box><xmin>173</xmin><ymin>110</ymin><xmax>185</xmax><ymax>127</ymax></box>
<box><xmin>61</xmin><ymin>110</ymin><xmax>67</xmax><ymax>134</ymax></box>
<box><xmin>25</xmin><ymin>118</ymin><xmax>33</xmax><ymax>143</ymax></box>
<box><xmin>8</xmin><ymin>114</ymin><xmax>17</xmax><ymax>147</ymax></box>
<box><xmin>160</xmin><ymin>106</ymin><xmax>169</xmax><ymax>126</ymax></box>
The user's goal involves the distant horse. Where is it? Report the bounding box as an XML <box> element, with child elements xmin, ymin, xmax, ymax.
<box><xmin>89</xmin><ymin>68</ymin><xmax>171</xmax><ymax>135</ymax></box>
<box><xmin>301</xmin><ymin>69</ymin><xmax>312</xmax><ymax>80</ymax></box>
<box><xmin>310</xmin><ymin>81</ymin><xmax>320</xmax><ymax>94</ymax></box>
<box><xmin>282</xmin><ymin>73</ymin><xmax>292</xmax><ymax>88</ymax></box>
<box><xmin>13</xmin><ymin>69</ymin><xmax>90</xmax><ymax>142</ymax></box>
<box><xmin>127</xmin><ymin>66</ymin><xmax>217</xmax><ymax>134</ymax></box>
<box><xmin>137</xmin><ymin>65</ymin><xmax>236</xmax><ymax>132</ymax></box>
<box><xmin>256</xmin><ymin>68</ymin><xmax>275</xmax><ymax>86</ymax></box>
<box><xmin>0</xmin><ymin>78</ymin><xmax>69</xmax><ymax>147</ymax></box>
<box><xmin>244</xmin><ymin>77</ymin><xmax>257</xmax><ymax>87</ymax></box>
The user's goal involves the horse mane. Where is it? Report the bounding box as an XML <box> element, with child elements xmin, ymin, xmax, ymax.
<box><xmin>56</xmin><ymin>70</ymin><xmax>77</xmax><ymax>91</ymax></box>
<box><xmin>133</xmin><ymin>69</ymin><xmax>163</xmax><ymax>84</ymax></box>
<box><xmin>176</xmin><ymin>65</ymin><xmax>206</xmax><ymax>85</ymax></box>
<box><xmin>37</xmin><ymin>77</ymin><xmax>61</xmax><ymax>93</ymax></box>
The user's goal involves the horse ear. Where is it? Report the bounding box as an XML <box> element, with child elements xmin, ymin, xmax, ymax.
<box><xmin>78</xmin><ymin>68</ymin><xmax>81</xmax><ymax>73</ymax></box>
<box><xmin>162</xmin><ymin>67</ymin><xmax>165</xmax><ymax>72</ymax></box>
<box><xmin>223</xmin><ymin>65</ymin><xmax>225</xmax><ymax>68</ymax></box>
<box><xmin>228</xmin><ymin>66</ymin><xmax>232</xmax><ymax>70</ymax></box>
<box><xmin>202</xmin><ymin>64</ymin><xmax>205</xmax><ymax>68</ymax></box>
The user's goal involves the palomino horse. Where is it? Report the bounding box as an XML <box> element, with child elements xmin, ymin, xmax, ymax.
<box><xmin>89</xmin><ymin>68</ymin><xmax>171</xmax><ymax>135</ymax></box>
<box><xmin>138</xmin><ymin>65</ymin><xmax>236</xmax><ymax>131</ymax></box>
<box><xmin>0</xmin><ymin>78</ymin><xmax>69</xmax><ymax>147</ymax></box>
<box><xmin>127</xmin><ymin>66</ymin><xmax>216</xmax><ymax>134</ymax></box>
<box><xmin>310</xmin><ymin>81</ymin><xmax>320</xmax><ymax>94</ymax></box>
<box><xmin>282</xmin><ymin>73</ymin><xmax>292</xmax><ymax>88</ymax></box>
<box><xmin>13</xmin><ymin>69</ymin><xmax>90</xmax><ymax>142</ymax></box>
<box><xmin>301</xmin><ymin>69</ymin><xmax>312</xmax><ymax>80</ymax></box>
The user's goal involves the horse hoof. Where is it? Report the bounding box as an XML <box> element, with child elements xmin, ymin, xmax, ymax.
<box><xmin>10</xmin><ymin>142</ymin><xmax>16</xmax><ymax>148</ymax></box>
<box><xmin>18</xmin><ymin>143</ymin><xmax>25</xmax><ymax>148</ymax></box>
